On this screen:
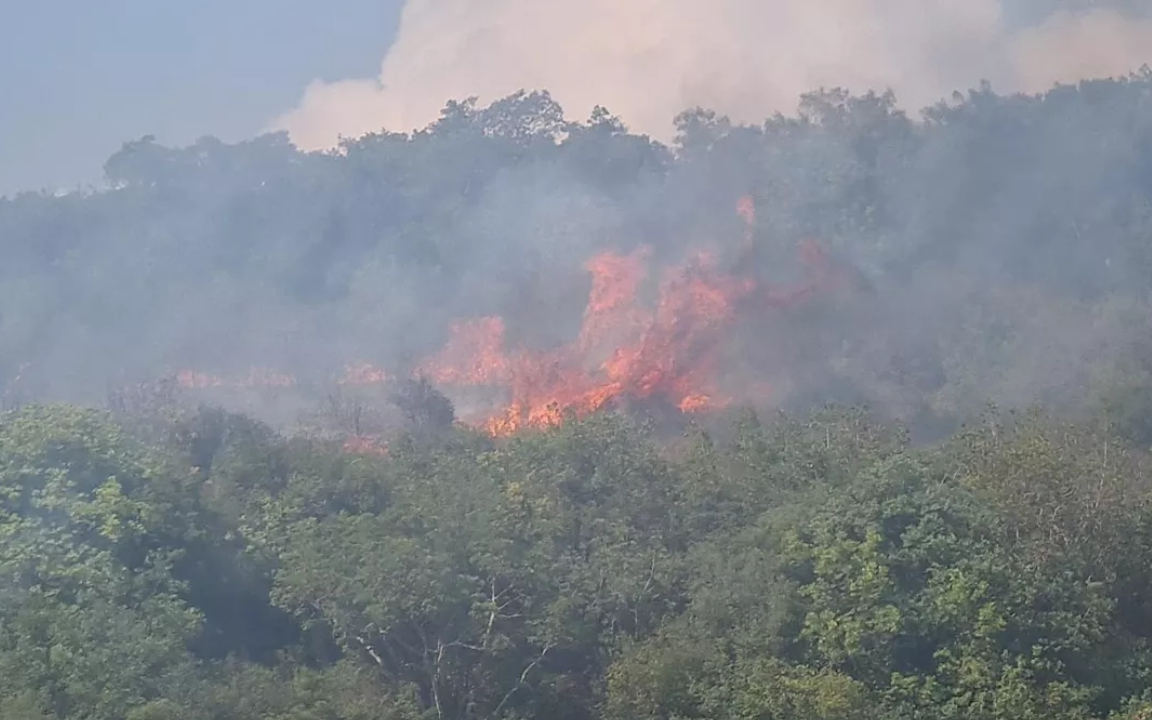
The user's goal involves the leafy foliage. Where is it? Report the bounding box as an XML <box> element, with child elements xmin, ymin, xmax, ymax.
<box><xmin>3</xmin><ymin>397</ymin><xmax>1152</xmax><ymax>719</ymax></box>
<box><xmin>6</xmin><ymin>75</ymin><xmax>1152</xmax><ymax>719</ymax></box>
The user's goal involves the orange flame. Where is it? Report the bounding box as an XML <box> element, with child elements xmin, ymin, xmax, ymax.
<box><xmin>176</xmin><ymin>367</ymin><xmax>296</xmax><ymax>389</ymax></box>
<box><xmin>172</xmin><ymin>196</ymin><xmax>849</xmax><ymax>442</ymax></box>
<box><xmin>416</xmin><ymin>196</ymin><xmax>838</xmax><ymax>435</ymax></box>
<box><xmin>421</xmin><ymin>317</ymin><xmax>512</xmax><ymax>386</ymax></box>
<box><xmin>339</xmin><ymin>362</ymin><xmax>389</xmax><ymax>385</ymax></box>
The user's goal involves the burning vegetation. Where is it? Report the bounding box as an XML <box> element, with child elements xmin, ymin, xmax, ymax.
<box><xmin>173</xmin><ymin>196</ymin><xmax>852</xmax><ymax>441</ymax></box>
<box><xmin>10</xmin><ymin>77</ymin><xmax>1152</xmax><ymax>720</ymax></box>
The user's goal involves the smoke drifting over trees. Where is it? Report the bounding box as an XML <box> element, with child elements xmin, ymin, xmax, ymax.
<box><xmin>6</xmin><ymin>72</ymin><xmax>1152</xmax><ymax>436</ymax></box>
<box><xmin>6</xmin><ymin>14</ymin><xmax>1152</xmax><ymax>718</ymax></box>
<box><xmin>274</xmin><ymin>0</ymin><xmax>1152</xmax><ymax>148</ymax></box>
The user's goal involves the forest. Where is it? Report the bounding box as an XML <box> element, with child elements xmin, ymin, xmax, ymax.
<box><xmin>5</xmin><ymin>68</ymin><xmax>1152</xmax><ymax>719</ymax></box>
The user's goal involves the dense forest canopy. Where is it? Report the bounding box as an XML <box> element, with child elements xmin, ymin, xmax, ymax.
<box><xmin>6</xmin><ymin>72</ymin><xmax>1152</xmax><ymax>719</ymax></box>
<box><xmin>3</xmin><ymin>70</ymin><xmax>1152</xmax><ymax>434</ymax></box>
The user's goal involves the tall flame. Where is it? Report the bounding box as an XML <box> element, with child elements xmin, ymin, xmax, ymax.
<box><xmin>172</xmin><ymin>196</ymin><xmax>848</xmax><ymax>441</ymax></box>
<box><xmin>419</xmin><ymin>195</ymin><xmax>836</xmax><ymax>435</ymax></box>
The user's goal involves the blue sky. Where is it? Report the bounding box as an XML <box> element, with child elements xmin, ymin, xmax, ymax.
<box><xmin>0</xmin><ymin>0</ymin><xmax>403</xmax><ymax>197</ymax></box>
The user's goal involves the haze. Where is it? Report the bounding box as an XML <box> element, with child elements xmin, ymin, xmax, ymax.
<box><xmin>273</xmin><ymin>0</ymin><xmax>1152</xmax><ymax>148</ymax></box>
<box><xmin>6</xmin><ymin>0</ymin><xmax>1151</xmax><ymax>199</ymax></box>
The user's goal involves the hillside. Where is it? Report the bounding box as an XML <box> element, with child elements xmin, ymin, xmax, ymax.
<box><xmin>4</xmin><ymin>74</ymin><xmax>1152</xmax><ymax>436</ymax></box>
<box><xmin>6</xmin><ymin>74</ymin><xmax>1152</xmax><ymax>719</ymax></box>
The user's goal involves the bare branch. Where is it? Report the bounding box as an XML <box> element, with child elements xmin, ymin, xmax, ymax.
<box><xmin>491</xmin><ymin>645</ymin><xmax>551</xmax><ymax>719</ymax></box>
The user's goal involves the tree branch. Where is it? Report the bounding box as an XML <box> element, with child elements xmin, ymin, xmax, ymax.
<box><xmin>491</xmin><ymin>645</ymin><xmax>551</xmax><ymax>719</ymax></box>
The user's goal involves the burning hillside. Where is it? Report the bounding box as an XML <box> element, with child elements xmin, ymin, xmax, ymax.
<box><xmin>172</xmin><ymin>196</ymin><xmax>850</xmax><ymax>438</ymax></box>
<box><xmin>417</xmin><ymin>198</ymin><xmax>844</xmax><ymax>434</ymax></box>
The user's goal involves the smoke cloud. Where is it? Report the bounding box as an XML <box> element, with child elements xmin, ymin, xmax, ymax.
<box><xmin>272</xmin><ymin>1</ymin><xmax>1152</xmax><ymax>149</ymax></box>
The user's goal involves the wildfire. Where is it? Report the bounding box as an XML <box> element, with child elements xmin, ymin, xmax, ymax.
<box><xmin>342</xmin><ymin>435</ymin><xmax>390</xmax><ymax>456</ymax></box>
<box><xmin>176</xmin><ymin>367</ymin><xmax>296</xmax><ymax>389</ymax></box>
<box><xmin>420</xmin><ymin>317</ymin><xmax>512</xmax><ymax>386</ymax></box>
<box><xmin>418</xmin><ymin>195</ymin><xmax>836</xmax><ymax>435</ymax></box>
<box><xmin>175</xmin><ymin>362</ymin><xmax>393</xmax><ymax>390</ymax></box>
<box><xmin>171</xmin><ymin>195</ymin><xmax>849</xmax><ymax>441</ymax></box>
<box><xmin>339</xmin><ymin>362</ymin><xmax>389</xmax><ymax>385</ymax></box>
<box><xmin>420</xmin><ymin>247</ymin><xmax>753</xmax><ymax>435</ymax></box>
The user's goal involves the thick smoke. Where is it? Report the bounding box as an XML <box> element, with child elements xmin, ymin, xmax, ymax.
<box><xmin>5</xmin><ymin>1</ymin><xmax>1152</xmax><ymax>440</ymax></box>
<box><xmin>273</xmin><ymin>0</ymin><xmax>1152</xmax><ymax>148</ymax></box>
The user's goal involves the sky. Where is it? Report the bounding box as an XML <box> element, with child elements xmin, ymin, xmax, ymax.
<box><xmin>273</xmin><ymin>0</ymin><xmax>1152</xmax><ymax>151</ymax></box>
<box><xmin>4</xmin><ymin>0</ymin><xmax>1150</xmax><ymax>198</ymax></box>
<box><xmin>0</xmin><ymin>0</ymin><xmax>403</xmax><ymax>198</ymax></box>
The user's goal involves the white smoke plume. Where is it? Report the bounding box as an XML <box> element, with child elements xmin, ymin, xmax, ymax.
<box><xmin>272</xmin><ymin>1</ymin><xmax>1152</xmax><ymax>149</ymax></box>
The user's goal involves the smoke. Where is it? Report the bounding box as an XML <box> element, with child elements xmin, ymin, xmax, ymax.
<box><xmin>1010</xmin><ymin>8</ymin><xmax>1152</xmax><ymax>90</ymax></box>
<box><xmin>273</xmin><ymin>1</ymin><xmax>1152</xmax><ymax>149</ymax></box>
<box><xmin>6</xmin><ymin>2</ymin><xmax>1152</xmax><ymax>439</ymax></box>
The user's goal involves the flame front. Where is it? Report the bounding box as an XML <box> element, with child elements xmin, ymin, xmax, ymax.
<box><xmin>419</xmin><ymin>196</ymin><xmax>834</xmax><ymax>435</ymax></box>
<box><xmin>172</xmin><ymin>196</ymin><xmax>847</xmax><ymax>441</ymax></box>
